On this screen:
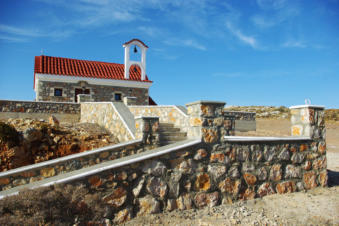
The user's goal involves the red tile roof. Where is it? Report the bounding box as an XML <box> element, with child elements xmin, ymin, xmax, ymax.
<box><xmin>34</xmin><ymin>55</ymin><xmax>152</xmax><ymax>88</ymax></box>
<box><xmin>123</xmin><ymin>39</ymin><xmax>149</xmax><ymax>48</ymax></box>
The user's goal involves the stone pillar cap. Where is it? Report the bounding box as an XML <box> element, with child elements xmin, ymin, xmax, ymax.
<box><xmin>289</xmin><ymin>105</ymin><xmax>325</xmax><ymax>109</ymax></box>
<box><xmin>186</xmin><ymin>100</ymin><xmax>226</xmax><ymax>107</ymax></box>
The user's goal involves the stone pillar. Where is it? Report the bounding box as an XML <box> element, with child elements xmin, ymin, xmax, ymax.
<box><xmin>124</xmin><ymin>96</ymin><xmax>137</xmax><ymax>106</ymax></box>
<box><xmin>77</xmin><ymin>94</ymin><xmax>92</xmax><ymax>103</ymax></box>
<box><xmin>135</xmin><ymin>116</ymin><xmax>160</xmax><ymax>147</ymax></box>
<box><xmin>186</xmin><ymin>101</ymin><xmax>229</xmax><ymax>143</ymax></box>
<box><xmin>290</xmin><ymin>105</ymin><xmax>327</xmax><ymax>187</ymax></box>
<box><xmin>289</xmin><ymin>105</ymin><xmax>325</xmax><ymax>140</ymax></box>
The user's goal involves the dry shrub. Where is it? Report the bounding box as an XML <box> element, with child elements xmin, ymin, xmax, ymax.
<box><xmin>0</xmin><ymin>184</ymin><xmax>108</xmax><ymax>225</ymax></box>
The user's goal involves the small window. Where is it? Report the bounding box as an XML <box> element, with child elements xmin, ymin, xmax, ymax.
<box><xmin>115</xmin><ymin>93</ymin><xmax>122</xmax><ymax>101</ymax></box>
<box><xmin>54</xmin><ymin>88</ymin><xmax>63</xmax><ymax>97</ymax></box>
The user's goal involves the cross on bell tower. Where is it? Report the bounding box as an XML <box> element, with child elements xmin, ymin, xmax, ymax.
<box><xmin>123</xmin><ymin>39</ymin><xmax>148</xmax><ymax>80</ymax></box>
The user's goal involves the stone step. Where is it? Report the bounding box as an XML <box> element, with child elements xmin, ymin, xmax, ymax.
<box><xmin>161</xmin><ymin>136</ymin><xmax>187</xmax><ymax>142</ymax></box>
<box><xmin>158</xmin><ymin>123</ymin><xmax>187</xmax><ymax>145</ymax></box>
<box><xmin>161</xmin><ymin>132</ymin><xmax>187</xmax><ymax>137</ymax></box>
<box><xmin>159</xmin><ymin>123</ymin><xmax>175</xmax><ymax>128</ymax></box>
<box><xmin>159</xmin><ymin>127</ymin><xmax>181</xmax><ymax>132</ymax></box>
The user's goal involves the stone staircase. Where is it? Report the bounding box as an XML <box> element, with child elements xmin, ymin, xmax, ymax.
<box><xmin>159</xmin><ymin>123</ymin><xmax>187</xmax><ymax>145</ymax></box>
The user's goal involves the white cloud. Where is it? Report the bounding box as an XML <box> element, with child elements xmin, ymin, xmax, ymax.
<box><xmin>0</xmin><ymin>34</ymin><xmax>27</xmax><ymax>42</ymax></box>
<box><xmin>163</xmin><ymin>38</ymin><xmax>206</xmax><ymax>51</ymax></box>
<box><xmin>251</xmin><ymin>16</ymin><xmax>278</xmax><ymax>28</ymax></box>
<box><xmin>137</xmin><ymin>26</ymin><xmax>163</xmax><ymax>37</ymax></box>
<box><xmin>256</xmin><ymin>0</ymin><xmax>287</xmax><ymax>10</ymax></box>
<box><xmin>0</xmin><ymin>24</ymin><xmax>74</xmax><ymax>42</ymax></box>
<box><xmin>225</xmin><ymin>21</ymin><xmax>257</xmax><ymax>48</ymax></box>
<box><xmin>252</xmin><ymin>0</ymin><xmax>299</xmax><ymax>29</ymax></box>
<box><xmin>212</xmin><ymin>72</ymin><xmax>242</xmax><ymax>78</ymax></box>
<box><xmin>283</xmin><ymin>40</ymin><xmax>307</xmax><ymax>48</ymax></box>
<box><xmin>0</xmin><ymin>24</ymin><xmax>44</xmax><ymax>37</ymax></box>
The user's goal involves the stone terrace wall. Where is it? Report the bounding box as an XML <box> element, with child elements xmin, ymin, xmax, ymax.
<box><xmin>224</xmin><ymin>111</ymin><xmax>256</xmax><ymax>132</ymax></box>
<box><xmin>0</xmin><ymin>140</ymin><xmax>145</xmax><ymax>191</ymax></box>
<box><xmin>0</xmin><ymin>100</ymin><xmax>80</xmax><ymax>123</ymax></box>
<box><xmin>224</xmin><ymin>111</ymin><xmax>256</xmax><ymax>121</ymax></box>
<box><xmin>15</xmin><ymin>134</ymin><xmax>326</xmax><ymax>223</ymax></box>
<box><xmin>129</xmin><ymin>105</ymin><xmax>189</xmax><ymax>132</ymax></box>
<box><xmin>81</xmin><ymin>102</ymin><xmax>134</xmax><ymax>142</ymax></box>
<box><xmin>0</xmin><ymin>101</ymin><xmax>327</xmax><ymax>224</ymax></box>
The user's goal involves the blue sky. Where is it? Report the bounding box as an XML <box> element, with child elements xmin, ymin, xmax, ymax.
<box><xmin>0</xmin><ymin>0</ymin><xmax>338</xmax><ymax>108</ymax></box>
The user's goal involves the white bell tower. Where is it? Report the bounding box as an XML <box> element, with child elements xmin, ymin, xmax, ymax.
<box><xmin>123</xmin><ymin>39</ymin><xmax>148</xmax><ymax>80</ymax></box>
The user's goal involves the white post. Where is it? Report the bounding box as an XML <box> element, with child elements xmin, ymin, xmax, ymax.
<box><xmin>124</xmin><ymin>46</ymin><xmax>130</xmax><ymax>79</ymax></box>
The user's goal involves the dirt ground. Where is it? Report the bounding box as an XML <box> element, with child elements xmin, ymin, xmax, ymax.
<box><xmin>123</xmin><ymin>119</ymin><xmax>339</xmax><ymax>226</ymax></box>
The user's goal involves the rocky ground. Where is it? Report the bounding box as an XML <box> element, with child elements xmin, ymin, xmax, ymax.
<box><xmin>0</xmin><ymin>117</ymin><xmax>118</xmax><ymax>171</ymax></box>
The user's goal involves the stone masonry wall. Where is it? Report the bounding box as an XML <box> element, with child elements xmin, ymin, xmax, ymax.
<box><xmin>135</xmin><ymin>117</ymin><xmax>161</xmax><ymax>149</ymax></box>
<box><xmin>224</xmin><ymin>111</ymin><xmax>256</xmax><ymax>121</ymax></box>
<box><xmin>0</xmin><ymin>101</ymin><xmax>327</xmax><ymax>223</ymax></box>
<box><xmin>36</xmin><ymin>137</ymin><xmax>326</xmax><ymax>223</ymax></box>
<box><xmin>186</xmin><ymin>101</ymin><xmax>235</xmax><ymax>139</ymax></box>
<box><xmin>224</xmin><ymin>111</ymin><xmax>256</xmax><ymax>132</ymax></box>
<box><xmin>0</xmin><ymin>140</ymin><xmax>151</xmax><ymax>192</ymax></box>
<box><xmin>81</xmin><ymin>103</ymin><xmax>134</xmax><ymax>142</ymax></box>
<box><xmin>0</xmin><ymin>100</ymin><xmax>80</xmax><ymax>122</ymax></box>
<box><xmin>0</xmin><ymin>100</ymin><xmax>79</xmax><ymax>114</ymax></box>
<box><xmin>36</xmin><ymin>80</ymin><xmax>149</xmax><ymax>105</ymax></box>
<box><xmin>129</xmin><ymin>106</ymin><xmax>189</xmax><ymax>132</ymax></box>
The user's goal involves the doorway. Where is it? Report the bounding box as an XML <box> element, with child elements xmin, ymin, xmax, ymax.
<box><xmin>75</xmin><ymin>88</ymin><xmax>90</xmax><ymax>102</ymax></box>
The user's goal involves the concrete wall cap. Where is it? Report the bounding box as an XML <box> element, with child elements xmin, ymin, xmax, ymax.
<box><xmin>0</xmin><ymin>99</ymin><xmax>79</xmax><ymax>105</ymax></box>
<box><xmin>134</xmin><ymin>116</ymin><xmax>159</xmax><ymax>120</ymax></box>
<box><xmin>185</xmin><ymin>100</ymin><xmax>226</xmax><ymax>106</ymax></box>
<box><xmin>289</xmin><ymin>105</ymin><xmax>325</xmax><ymax>109</ymax></box>
<box><xmin>224</xmin><ymin>110</ymin><xmax>256</xmax><ymax>114</ymax></box>
<box><xmin>224</xmin><ymin>136</ymin><xmax>311</xmax><ymax>142</ymax></box>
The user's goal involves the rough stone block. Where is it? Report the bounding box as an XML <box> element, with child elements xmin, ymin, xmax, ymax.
<box><xmin>195</xmin><ymin>173</ymin><xmax>211</xmax><ymax>191</ymax></box>
<box><xmin>218</xmin><ymin>178</ymin><xmax>241</xmax><ymax>196</ymax></box>
<box><xmin>276</xmin><ymin>181</ymin><xmax>296</xmax><ymax>194</ymax></box>
<box><xmin>243</xmin><ymin>173</ymin><xmax>257</xmax><ymax>186</ymax></box>
<box><xmin>257</xmin><ymin>182</ymin><xmax>275</xmax><ymax>197</ymax></box>
<box><xmin>269</xmin><ymin>164</ymin><xmax>282</xmax><ymax>181</ymax></box>
<box><xmin>194</xmin><ymin>192</ymin><xmax>219</xmax><ymax>209</ymax></box>
<box><xmin>103</xmin><ymin>187</ymin><xmax>127</xmax><ymax>208</ymax></box>
<box><xmin>285</xmin><ymin>165</ymin><xmax>301</xmax><ymax>179</ymax></box>
<box><xmin>303</xmin><ymin>171</ymin><xmax>317</xmax><ymax>190</ymax></box>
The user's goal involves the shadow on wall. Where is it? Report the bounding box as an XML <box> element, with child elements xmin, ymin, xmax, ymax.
<box><xmin>328</xmin><ymin>170</ymin><xmax>339</xmax><ymax>187</ymax></box>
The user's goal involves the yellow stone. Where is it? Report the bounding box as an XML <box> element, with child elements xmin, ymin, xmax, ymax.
<box><xmin>190</xmin><ymin>117</ymin><xmax>202</xmax><ymax>126</ymax></box>
<box><xmin>194</xmin><ymin>173</ymin><xmax>211</xmax><ymax>191</ymax></box>
<box><xmin>187</xmin><ymin>106</ymin><xmax>193</xmax><ymax>114</ymax></box>
<box><xmin>292</xmin><ymin>126</ymin><xmax>301</xmax><ymax>136</ymax></box>
<box><xmin>99</xmin><ymin>151</ymin><xmax>109</xmax><ymax>159</ymax></box>
<box><xmin>40</xmin><ymin>167</ymin><xmax>56</xmax><ymax>177</ymax></box>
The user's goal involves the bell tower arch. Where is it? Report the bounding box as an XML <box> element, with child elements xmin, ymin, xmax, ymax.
<box><xmin>123</xmin><ymin>39</ymin><xmax>148</xmax><ymax>80</ymax></box>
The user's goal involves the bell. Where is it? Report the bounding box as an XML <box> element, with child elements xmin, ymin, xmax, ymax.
<box><xmin>134</xmin><ymin>45</ymin><xmax>138</xmax><ymax>53</ymax></box>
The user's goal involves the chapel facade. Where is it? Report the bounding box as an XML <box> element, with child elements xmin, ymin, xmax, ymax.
<box><xmin>33</xmin><ymin>39</ymin><xmax>155</xmax><ymax>105</ymax></box>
